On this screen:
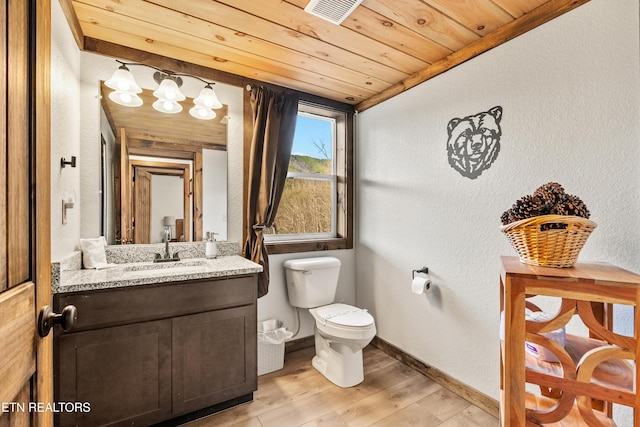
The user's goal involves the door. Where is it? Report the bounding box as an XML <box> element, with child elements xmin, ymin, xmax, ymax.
<box><xmin>172</xmin><ymin>305</ymin><xmax>257</xmax><ymax>416</ymax></box>
<box><xmin>0</xmin><ymin>0</ymin><xmax>52</xmax><ymax>426</ymax></box>
<box><xmin>129</xmin><ymin>161</ymin><xmax>191</xmax><ymax>243</ymax></box>
<box><xmin>57</xmin><ymin>321</ymin><xmax>172</xmax><ymax>426</ymax></box>
<box><xmin>133</xmin><ymin>168</ymin><xmax>152</xmax><ymax>243</ymax></box>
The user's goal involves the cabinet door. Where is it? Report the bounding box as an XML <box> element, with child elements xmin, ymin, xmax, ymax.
<box><xmin>56</xmin><ymin>320</ymin><xmax>172</xmax><ymax>427</ymax></box>
<box><xmin>172</xmin><ymin>305</ymin><xmax>257</xmax><ymax>415</ymax></box>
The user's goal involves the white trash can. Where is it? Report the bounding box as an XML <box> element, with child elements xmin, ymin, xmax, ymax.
<box><xmin>258</xmin><ymin>319</ymin><xmax>293</xmax><ymax>375</ymax></box>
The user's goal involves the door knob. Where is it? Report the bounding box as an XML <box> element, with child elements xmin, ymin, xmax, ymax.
<box><xmin>38</xmin><ymin>305</ymin><xmax>77</xmax><ymax>337</ymax></box>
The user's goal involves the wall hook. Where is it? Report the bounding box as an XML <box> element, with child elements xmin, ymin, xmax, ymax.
<box><xmin>61</xmin><ymin>156</ymin><xmax>76</xmax><ymax>168</ymax></box>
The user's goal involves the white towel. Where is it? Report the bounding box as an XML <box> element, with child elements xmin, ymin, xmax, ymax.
<box><xmin>79</xmin><ymin>237</ymin><xmax>115</xmax><ymax>269</ymax></box>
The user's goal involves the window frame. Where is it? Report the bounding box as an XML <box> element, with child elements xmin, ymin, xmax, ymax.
<box><xmin>264</xmin><ymin>101</ymin><xmax>353</xmax><ymax>254</ymax></box>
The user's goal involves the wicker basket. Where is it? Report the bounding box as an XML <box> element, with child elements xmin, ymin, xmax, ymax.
<box><xmin>500</xmin><ymin>215</ymin><xmax>597</xmax><ymax>268</ymax></box>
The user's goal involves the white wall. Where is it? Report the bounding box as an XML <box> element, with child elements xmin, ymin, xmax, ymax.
<box><xmin>151</xmin><ymin>175</ymin><xmax>184</xmax><ymax>243</ymax></box>
<box><xmin>100</xmin><ymin>108</ymin><xmax>116</xmax><ymax>243</ymax></box>
<box><xmin>355</xmin><ymin>0</ymin><xmax>639</xmax><ymax>409</ymax></box>
<box><xmin>50</xmin><ymin>0</ymin><xmax>82</xmax><ymax>259</ymax></box>
<box><xmin>202</xmin><ymin>149</ymin><xmax>228</xmax><ymax>241</ymax></box>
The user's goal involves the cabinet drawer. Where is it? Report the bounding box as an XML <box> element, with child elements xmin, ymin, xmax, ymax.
<box><xmin>54</xmin><ymin>275</ymin><xmax>257</xmax><ymax>332</ymax></box>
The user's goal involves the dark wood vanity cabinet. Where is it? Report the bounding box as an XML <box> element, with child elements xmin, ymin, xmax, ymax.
<box><xmin>53</xmin><ymin>275</ymin><xmax>258</xmax><ymax>427</ymax></box>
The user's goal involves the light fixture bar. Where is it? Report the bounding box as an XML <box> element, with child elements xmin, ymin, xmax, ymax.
<box><xmin>112</xmin><ymin>60</ymin><xmax>216</xmax><ymax>87</ymax></box>
<box><xmin>106</xmin><ymin>60</ymin><xmax>224</xmax><ymax>119</ymax></box>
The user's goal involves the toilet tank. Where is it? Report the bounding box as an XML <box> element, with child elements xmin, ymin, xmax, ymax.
<box><xmin>283</xmin><ymin>257</ymin><xmax>341</xmax><ymax>308</ymax></box>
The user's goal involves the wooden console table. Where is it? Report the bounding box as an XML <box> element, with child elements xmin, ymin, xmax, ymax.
<box><xmin>500</xmin><ymin>256</ymin><xmax>640</xmax><ymax>426</ymax></box>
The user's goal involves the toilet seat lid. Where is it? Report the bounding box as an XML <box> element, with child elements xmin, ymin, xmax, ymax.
<box><xmin>315</xmin><ymin>303</ymin><xmax>374</xmax><ymax>327</ymax></box>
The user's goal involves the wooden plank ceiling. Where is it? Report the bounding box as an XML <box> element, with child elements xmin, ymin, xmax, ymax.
<box><xmin>62</xmin><ymin>0</ymin><xmax>589</xmax><ymax>111</ymax></box>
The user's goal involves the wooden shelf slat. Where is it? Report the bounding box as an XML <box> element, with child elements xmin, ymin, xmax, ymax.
<box><xmin>524</xmin><ymin>334</ymin><xmax>634</xmax><ymax>395</ymax></box>
<box><xmin>524</xmin><ymin>392</ymin><xmax>617</xmax><ymax>427</ymax></box>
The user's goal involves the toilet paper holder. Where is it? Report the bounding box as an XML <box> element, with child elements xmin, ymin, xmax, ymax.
<box><xmin>412</xmin><ymin>267</ymin><xmax>429</xmax><ymax>279</ymax></box>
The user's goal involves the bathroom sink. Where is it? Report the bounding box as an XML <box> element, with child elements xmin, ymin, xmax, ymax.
<box><xmin>122</xmin><ymin>259</ymin><xmax>209</xmax><ymax>272</ymax></box>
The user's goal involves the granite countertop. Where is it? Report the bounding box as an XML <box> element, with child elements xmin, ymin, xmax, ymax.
<box><xmin>53</xmin><ymin>255</ymin><xmax>263</xmax><ymax>294</ymax></box>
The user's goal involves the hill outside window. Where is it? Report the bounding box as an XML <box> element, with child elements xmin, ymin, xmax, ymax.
<box><xmin>264</xmin><ymin>102</ymin><xmax>353</xmax><ymax>254</ymax></box>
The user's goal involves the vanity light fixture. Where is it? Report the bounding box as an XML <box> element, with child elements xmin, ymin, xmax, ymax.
<box><xmin>105</xmin><ymin>60</ymin><xmax>223</xmax><ymax>120</ymax></box>
<box><xmin>104</xmin><ymin>63</ymin><xmax>143</xmax><ymax>107</ymax></box>
<box><xmin>189</xmin><ymin>105</ymin><xmax>217</xmax><ymax>120</ymax></box>
<box><xmin>152</xmin><ymin>74</ymin><xmax>185</xmax><ymax>114</ymax></box>
<box><xmin>193</xmin><ymin>84</ymin><xmax>222</xmax><ymax>109</ymax></box>
<box><xmin>153</xmin><ymin>99</ymin><xmax>183</xmax><ymax>114</ymax></box>
<box><xmin>109</xmin><ymin>91</ymin><xmax>143</xmax><ymax>107</ymax></box>
<box><xmin>189</xmin><ymin>84</ymin><xmax>222</xmax><ymax>120</ymax></box>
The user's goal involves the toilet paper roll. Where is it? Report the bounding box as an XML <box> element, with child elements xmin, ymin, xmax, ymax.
<box><xmin>411</xmin><ymin>276</ymin><xmax>431</xmax><ymax>295</ymax></box>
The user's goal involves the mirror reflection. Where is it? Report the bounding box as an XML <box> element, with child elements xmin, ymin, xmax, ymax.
<box><xmin>99</xmin><ymin>80</ymin><xmax>229</xmax><ymax>245</ymax></box>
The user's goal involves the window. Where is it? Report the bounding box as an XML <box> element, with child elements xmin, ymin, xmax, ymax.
<box><xmin>264</xmin><ymin>102</ymin><xmax>352</xmax><ymax>254</ymax></box>
<box><xmin>265</xmin><ymin>112</ymin><xmax>335</xmax><ymax>238</ymax></box>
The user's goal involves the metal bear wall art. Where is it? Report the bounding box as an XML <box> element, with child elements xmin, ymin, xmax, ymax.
<box><xmin>446</xmin><ymin>106</ymin><xmax>502</xmax><ymax>179</ymax></box>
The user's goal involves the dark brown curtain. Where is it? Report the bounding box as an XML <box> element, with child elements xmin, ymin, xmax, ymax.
<box><xmin>243</xmin><ymin>87</ymin><xmax>299</xmax><ymax>298</ymax></box>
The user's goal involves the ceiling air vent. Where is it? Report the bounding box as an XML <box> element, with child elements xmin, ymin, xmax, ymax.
<box><xmin>304</xmin><ymin>0</ymin><xmax>364</xmax><ymax>25</ymax></box>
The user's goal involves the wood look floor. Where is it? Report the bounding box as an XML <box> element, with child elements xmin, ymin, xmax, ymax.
<box><xmin>185</xmin><ymin>346</ymin><xmax>499</xmax><ymax>427</ymax></box>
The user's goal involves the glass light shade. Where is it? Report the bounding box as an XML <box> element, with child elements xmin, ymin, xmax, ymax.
<box><xmin>193</xmin><ymin>86</ymin><xmax>222</xmax><ymax>109</ymax></box>
<box><xmin>108</xmin><ymin>90</ymin><xmax>143</xmax><ymax>107</ymax></box>
<box><xmin>153</xmin><ymin>78</ymin><xmax>186</xmax><ymax>102</ymax></box>
<box><xmin>153</xmin><ymin>99</ymin><xmax>183</xmax><ymax>114</ymax></box>
<box><xmin>189</xmin><ymin>105</ymin><xmax>217</xmax><ymax>120</ymax></box>
<box><xmin>105</xmin><ymin>68</ymin><xmax>142</xmax><ymax>93</ymax></box>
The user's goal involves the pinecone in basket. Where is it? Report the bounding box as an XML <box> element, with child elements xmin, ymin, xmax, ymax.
<box><xmin>533</xmin><ymin>182</ymin><xmax>565</xmax><ymax>206</ymax></box>
<box><xmin>501</xmin><ymin>182</ymin><xmax>590</xmax><ymax>225</ymax></box>
<box><xmin>550</xmin><ymin>194</ymin><xmax>590</xmax><ymax>217</ymax></box>
<box><xmin>500</xmin><ymin>194</ymin><xmax>545</xmax><ymax>225</ymax></box>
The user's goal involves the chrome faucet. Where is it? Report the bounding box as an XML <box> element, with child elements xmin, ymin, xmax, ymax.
<box><xmin>153</xmin><ymin>229</ymin><xmax>180</xmax><ymax>263</ymax></box>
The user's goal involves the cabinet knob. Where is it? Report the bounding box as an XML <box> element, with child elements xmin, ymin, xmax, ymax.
<box><xmin>38</xmin><ymin>305</ymin><xmax>77</xmax><ymax>337</ymax></box>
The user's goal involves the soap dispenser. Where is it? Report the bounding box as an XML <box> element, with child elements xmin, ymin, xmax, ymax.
<box><xmin>206</xmin><ymin>232</ymin><xmax>218</xmax><ymax>259</ymax></box>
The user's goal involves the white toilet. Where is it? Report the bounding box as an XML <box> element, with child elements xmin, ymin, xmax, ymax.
<box><xmin>283</xmin><ymin>257</ymin><xmax>376</xmax><ymax>387</ymax></box>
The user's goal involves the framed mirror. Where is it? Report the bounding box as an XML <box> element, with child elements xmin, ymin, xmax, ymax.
<box><xmin>99</xmin><ymin>80</ymin><xmax>228</xmax><ymax>245</ymax></box>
